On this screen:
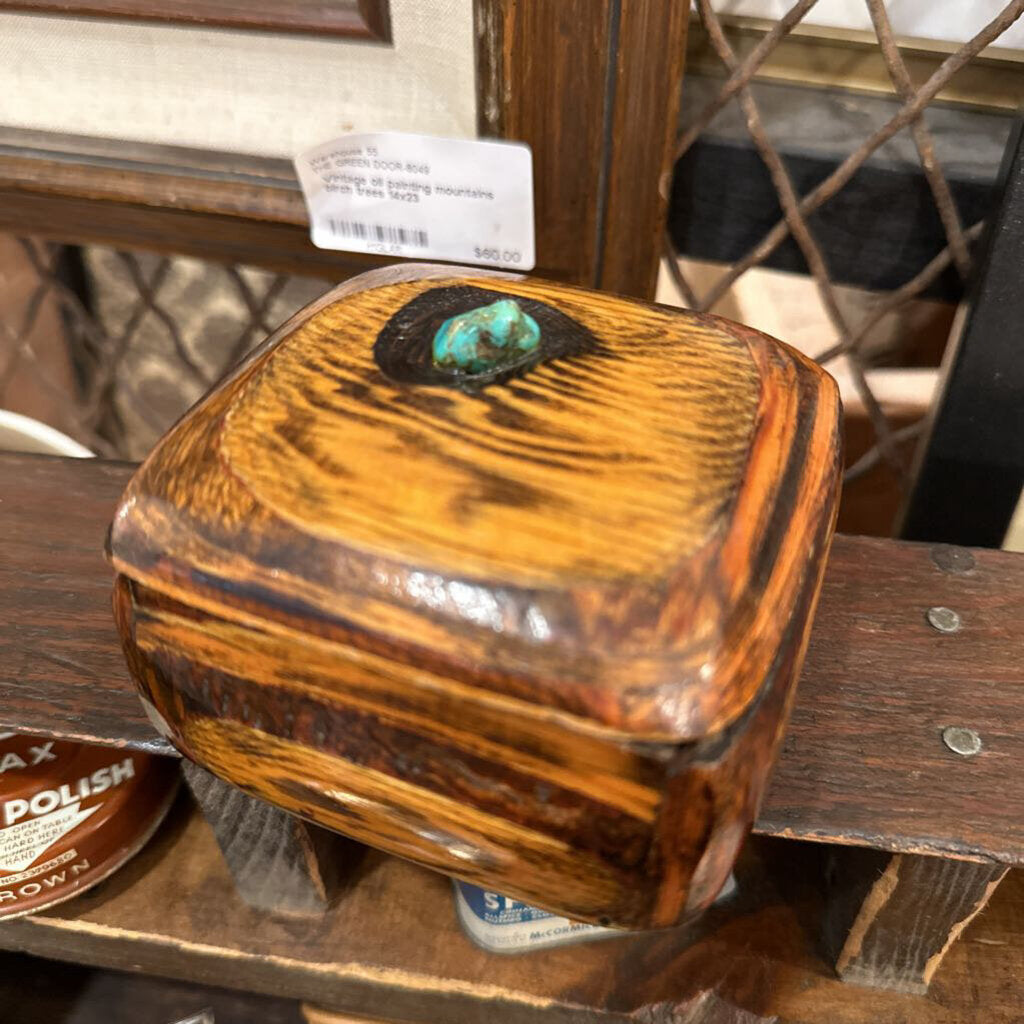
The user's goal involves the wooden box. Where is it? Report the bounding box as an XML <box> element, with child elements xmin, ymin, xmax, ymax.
<box><xmin>108</xmin><ymin>264</ymin><xmax>841</xmax><ymax>929</ymax></box>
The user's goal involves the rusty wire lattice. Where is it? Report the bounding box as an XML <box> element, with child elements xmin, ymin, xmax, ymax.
<box><xmin>0</xmin><ymin>0</ymin><xmax>1021</xmax><ymax>490</ymax></box>
<box><xmin>664</xmin><ymin>0</ymin><xmax>1024</xmax><ymax>483</ymax></box>
<box><xmin>0</xmin><ymin>238</ymin><xmax>327</xmax><ymax>460</ymax></box>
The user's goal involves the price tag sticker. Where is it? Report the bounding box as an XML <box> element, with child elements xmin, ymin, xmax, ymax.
<box><xmin>294</xmin><ymin>132</ymin><xmax>535</xmax><ymax>270</ymax></box>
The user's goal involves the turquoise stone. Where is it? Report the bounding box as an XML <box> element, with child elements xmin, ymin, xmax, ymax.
<box><xmin>432</xmin><ymin>299</ymin><xmax>540</xmax><ymax>373</ymax></box>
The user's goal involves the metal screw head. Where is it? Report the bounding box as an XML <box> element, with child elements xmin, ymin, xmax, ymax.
<box><xmin>927</xmin><ymin>606</ymin><xmax>961</xmax><ymax>633</ymax></box>
<box><xmin>931</xmin><ymin>545</ymin><xmax>976</xmax><ymax>575</ymax></box>
<box><xmin>942</xmin><ymin>726</ymin><xmax>982</xmax><ymax>757</ymax></box>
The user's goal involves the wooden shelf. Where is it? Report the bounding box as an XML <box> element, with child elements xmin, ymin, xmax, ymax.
<box><xmin>0</xmin><ymin>796</ymin><xmax>1020</xmax><ymax>1023</ymax></box>
<box><xmin>2</xmin><ymin>456</ymin><xmax>1023</xmax><ymax>1021</ymax></box>
<box><xmin>2</xmin><ymin>947</ymin><xmax>303</xmax><ymax>1024</ymax></box>
<box><xmin>3</xmin><ymin>452</ymin><xmax>1024</xmax><ymax>865</ymax></box>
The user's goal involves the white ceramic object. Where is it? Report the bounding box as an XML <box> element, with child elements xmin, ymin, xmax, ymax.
<box><xmin>0</xmin><ymin>409</ymin><xmax>93</xmax><ymax>457</ymax></box>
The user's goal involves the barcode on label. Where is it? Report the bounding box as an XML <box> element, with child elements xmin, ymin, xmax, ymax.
<box><xmin>327</xmin><ymin>219</ymin><xmax>429</xmax><ymax>248</ymax></box>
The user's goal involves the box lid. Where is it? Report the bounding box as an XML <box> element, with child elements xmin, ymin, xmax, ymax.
<box><xmin>108</xmin><ymin>264</ymin><xmax>841</xmax><ymax>744</ymax></box>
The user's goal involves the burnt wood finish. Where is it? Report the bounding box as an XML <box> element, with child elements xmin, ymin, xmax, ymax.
<box><xmin>182</xmin><ymin>761</ymin><xmax>360</xmax><ymax>915</ymax></box>
<box><xmin>3</xmin><ymin>451</ymin><xmax>1024</xmax><ymax>868</ymax></box>
<box><xmin>826</xmin><ymin>849</ymin><xmax>1009</xmax><ymax>994</ymax></box>
<box><xmin>0</xmin><ymin>0</ymin><xmax>392</xmax><ymax>39</ymax></box>
<box><xmin>107</xmin><ymin>264</ymin><xmax>841</xmax><ymax>929</ymax></box>
<box><xmin>1</xmin><ymin>816</ymin><xmax>1022</xmax><ymax>1023</ymax></box>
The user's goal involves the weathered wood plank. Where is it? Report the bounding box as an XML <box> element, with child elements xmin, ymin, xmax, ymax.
<box><xmin>0</xmin><ymin>454</ymin><xmax>171</xmax><ymax>753</ymax></box>
<box><xmin>762</xmin><ymin>532</ymin><xmax>1024</xmax><ymax>864</ymax></box>
<box><xmin>301</xmin><ymin>994</ymin><xmax>778</xmax><ymax>1024</ymax></box>
<box><xmin>182</xmin><ymin>762</ymin><xmax>362</xmax><ymax>916</ymax></box>
<box><xmin>826</xmin><ymin>849</ymin><xmax>1009</xmax><ymax>994</ymax></box>
<box><xmin>0</xmin><ymin>809</ymin><xmax>1020</xmax><ymax>1023</ymax></box>
<box><xmin>2</xmin><ymin>452</ymin><xmax>1023</xmax><ymax>865</ymax></box>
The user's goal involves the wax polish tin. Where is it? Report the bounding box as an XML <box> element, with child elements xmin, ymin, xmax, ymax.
<box><xmin>0</xmin><ymin>733</ymin><xmax>177</xmax><ymax>919</ymax></box>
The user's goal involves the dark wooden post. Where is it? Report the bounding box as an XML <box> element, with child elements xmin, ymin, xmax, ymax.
<box><xmin>183</xmin><ymin>762</ymin><xmax>360</xmax><ymax>916</ymax></box>
<box><xmin>476</xmin><ymin>0</ymin><xmax>689</xmax><ymax>299</ymax></box>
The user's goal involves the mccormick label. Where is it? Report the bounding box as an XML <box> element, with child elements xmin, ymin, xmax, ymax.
<box><xmin>454</xmin><ymin>881</ymin><xmax>616</xmax><ymax>952</ymax></box>
<box><xmin>454</xmin><ymin>874</ymin><xmax>740</xmax><ymax>953</ymax></box>
<box><xmin>0</xmin><ymin>732</ymin><xmax>178</xmax><ymax>919</ymax></box>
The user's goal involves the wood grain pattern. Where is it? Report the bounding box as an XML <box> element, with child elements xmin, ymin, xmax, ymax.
<box><xmin>3</xmin><ymin>452</ymin><xmax>1024</xmax><ymax>869</ymax></box>
<box><xmin>827</xmin><ymin>850</ymin><xmax>1008</xmax><ymax>994</ymax></box>
<box><xmin>182</xmin><ymin>761</ymin><xmax>361</xmax><ymax>916</ymax></box>
<box><xmin>0</xmin><ymin>453</ymin><xmax>173</xmax><ymax>754</ymax></box>
<box><xmin>221</xmin><ymin>276</ymin><xmax>761</xmax><ymax>584</ymax></box>
<box><xmin>598</xmin><ymin>0</ymin><xmax>690</xmax><ymax>297</ymax></box>
<box><xmin>107</xmin><ymin>263</ymin><xmax>840</xmax><ymax>927</ymax></box>
<box><xmin>0</xmin><ymin>187</ymin><xmax>385</xmax><ymax>281</ymax></box>
<box><xmin>1</xmin><ymin>813</ymin><xmax>1022</xmax><ymax>1024</ymax></box>
<box><xmin>302</xmin><ymin>993</ymin><xmax>776</xmax><ymax>1024</ymax></box>
<box><xmin>477</xmin><ymin>0</ymin><xmax>688</xmax><ymax>299</ymax></box>
<box><xmin>0</xmin><ymin>0</ymin><xmax>392</xmax><ymax>40</ymax></box>
<box><xmin>110</xmin><ymin>264</ymin><xmax>840</xmax><ymax>738</ymax></box>
<box><xmin>476</xmin><ymin>0</ymin><xmax>613</xmax><ymax>289</ymax></box>
<box><xmin>0</xmin><ymin>129</ymin><xmax>378</xmax><ymax>281</ymax></box>
<box><xmin>764</xmin><ymin>536</ymin><xmax>1024</xmax><ymax>865</ymax></box>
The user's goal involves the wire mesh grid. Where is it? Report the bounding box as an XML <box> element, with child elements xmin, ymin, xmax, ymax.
<box><xmin>664</xmin><ymin>0</ymin><xmax>1024</xmax><ymax>485</ymax></box>
<box><xmin>0</xmin><ymin>0</ymin><xmax>1021</xmax><ymax>497</ymax></box>
<box><xmin>0</xmin><ymin>237</ymin><xmax>328</xmax><ymax>460</ymax></box>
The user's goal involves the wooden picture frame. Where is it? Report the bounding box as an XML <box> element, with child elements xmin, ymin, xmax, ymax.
<box><xmin>0</xmin><ymin>0</ymin><xmax>392</xmax><ymax>40</ymax></box>
<box><xmin>0</xmin><ymin>0</ymin><xmax>688</xmax><ymax>299</ymax></box>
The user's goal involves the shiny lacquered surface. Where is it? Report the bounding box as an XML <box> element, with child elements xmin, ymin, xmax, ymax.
<box><xmin>109</xmin><ymin>263</ymin><xmax>841</xmax><ymax>927</ymax></box>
